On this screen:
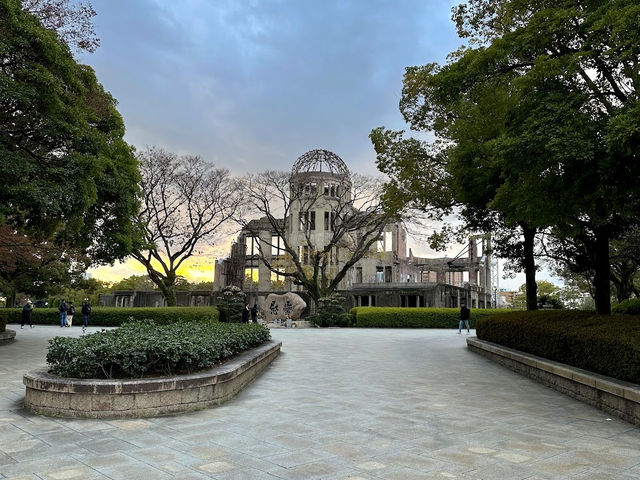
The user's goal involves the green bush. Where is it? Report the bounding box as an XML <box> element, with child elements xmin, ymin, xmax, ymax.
<box><xmin>308</xmin><ymin>293</ymin><xmax>353</xmax><ymax>327</ymax></box>
<box><xmin>216</xmin><ymin>286</ymin><xmax>246</xmax><ymax>323</ymax></box>
<box><xmin>308</xmin><ymin>312</ymin><xmax>354</xmax><ymax>328</ymax></box>
<box><xmin>476</xmin><ymin>310</ymin><xmax>640</xmax><ymax>384</ymax></box>
<box><xmin>2</xmin><ymin>307</ymin><xmax>219</xmax><ymax>326</ymax></box>
<box><xmin>46</xmin><ymin>320</ymin><xmax>271</xmax><ymax>379</ymax></box>
<box><xmin>0</xmin><ymin>310</ymin><xmax>6</xmax><ymax>332</ymax></box>
<box><xmin>351</xmin><ymin>307</ymin><xmax>505</xmax><ymax>328</ymax></box>
<box><xmin>613</xmin><ymin>298</ymin><xmax>640</xmax><ymax>315</ymax></box>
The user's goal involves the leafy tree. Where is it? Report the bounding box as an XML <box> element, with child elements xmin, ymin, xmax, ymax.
<box><xmin>609</xmin><ymin>233</ymin><xmax>640</xmax><ymax>303</ymax></box>
<box><xmin>512</xmin><ymin>280</ymin><xmax>563</xmax><ymax>310</ymax></box>
<box><xmin>0</xmin><ymin>0</ymin><xmax>140</xmax><ymax>303</ymax></box>
<box><xmin>190</xmin><ymin>281</ymin><xmax>215</xmax><ymax>291</ymax></box>
<box><xmin>371</xmin><ymin>58</ymin><xmax>547</xmax><ymax>311</ymax></box>
<box><xmin>131</xmin><ymin>147</ymin><xmax>239</xmax><ymax>306</ymax></box>
<box><xmin>216</xmin><ymin>286</ymin><xmax>246</xmax><ymax>323</ymax></box>
<box><xmin>545</xmin><ymin>227</ymin><xmax>640</xmax><ymax>305</ymax></box>
<box><xmin>456</xmin><ymin>0</ymin><xmax>640</xmax><ymax>315</ymax></box>
<box><xmin>373</xmin><ymin>0</ymin><xmax>640</xmax><ymax>314</ymax></box>
<box><xmin>72</xmin><ymin>277</ymin><xmax>109</xmax><ymax>294</ymax></box>
<box><xmin>555</xmin><ymin>274</ymin><xmax>596</xmax><ymax>311</ymax></box>
<box><xmin>49</xmin><ymin>277</ymin><xmax>109</xmax><ymax>307</ymax></box>
<box><xmin>110</xmin><ymin>275</ymin><xmax>157</xmax><ymax>292</ymax></box>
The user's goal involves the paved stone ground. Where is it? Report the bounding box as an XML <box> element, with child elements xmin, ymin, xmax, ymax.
<box><xmin>0</xmin><ymin>325</ymin><xmax>639</xmax><ymax>480</ymax></box>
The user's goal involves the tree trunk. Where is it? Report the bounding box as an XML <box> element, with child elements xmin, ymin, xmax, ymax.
<box><xmin>159</xmin><ymin>284</ymin><xmax>177</xmax><ymax>306</ymax></box>
<box><xmin>610</xmin><ymin>261</ymin><xmax>634</xmax><ymax>303</ymax></box>
<box><xmin>522</xmin><ymin>225</ymin><xmax>538</xmax><ymax>311</ymax></box>
<box><xmin>8</xmin><ymin>289</ymin><xmax>16</xmax><ymax>308</ymax></box>
<box><xmin>593</xmin><ymin>225</ymin><xmax>611</xmax><ymax>314</ymax></box>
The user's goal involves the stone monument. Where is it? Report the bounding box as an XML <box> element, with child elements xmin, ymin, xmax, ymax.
<box><xmin>263</xmin><ymin>292</ymin><xmax>307</xmax><ymax>323</ymax></box>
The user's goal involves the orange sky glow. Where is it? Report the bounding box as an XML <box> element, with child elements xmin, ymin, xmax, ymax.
<box><xmin>88</xmin><ymin>239</ymin><xmax>235</xmax><ymax>284</ymax></box>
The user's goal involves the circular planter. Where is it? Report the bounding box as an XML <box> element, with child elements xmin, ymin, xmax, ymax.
<box><xmin>0</xmin><ymin>329</ymin><xmax>16</xmax><ymax>345</ymax></box>
<box><xmin>23</xmin><ymin>340</ymin><xmax>281</xmax><ymax>418</ymax></box>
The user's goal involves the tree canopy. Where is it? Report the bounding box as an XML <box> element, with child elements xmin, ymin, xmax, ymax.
<box><xmin>0</xmin><ymin>0</ymin><xmax>140</xmax><ymax>301</ymax></box>
<box><xmin>372</xmin><ymin>0</ymin><xmax>640</xmax><ymax>314</ymax></box>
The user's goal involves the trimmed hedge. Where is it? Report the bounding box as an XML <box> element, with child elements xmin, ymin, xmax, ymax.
<box><xmin>0</xmin><ymin>311</ymin><xmax>6</xmax><ymax>332</ymax></box>
<box><xmin>47</xmin><ymin>320</ymin><xmax>271</xmax><ymax>379</ymax></box>
<box><xmin>351</xmin><ymin>307</ymin><xmax>506</xmax><ymax>328</ymax></box>
<box><xmin>613</xmin><ymin>298</ymin><xmax>640</xmax><ymax>315</ymax></box>
<box><xmin>476</xmin><ymin>311</ymin><xmax>640</xmax><ymax>384</ymax></box>
<box><xmin>308</xmin><ymin>312</ymin><xmax>354</xmax><ymax>327</ymax></box>
<box><xmin>3</xmin><ymin>306</ymin><xmax>219</xmax><ymax>326</ymax></box>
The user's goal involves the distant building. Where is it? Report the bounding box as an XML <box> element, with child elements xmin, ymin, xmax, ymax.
<box><xmin>498</xmin><ymin>290</ymin><xmax>516</xmax><ymax>308</ymax></box>
<box><xmin>98</xmin><ymin>290</ymin><xmax>213</xmax><ymax>308</ymax></box>
<box><xmin>215</xmin><ymin>149</ymin><xmax>494</xmax><ymax>310</ymax></box>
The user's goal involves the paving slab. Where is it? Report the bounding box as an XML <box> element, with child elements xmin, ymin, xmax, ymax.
<box><xmin>1</xmin><ymin>325</ymin><xmax>639</xmax><ymax>479</ymax></box>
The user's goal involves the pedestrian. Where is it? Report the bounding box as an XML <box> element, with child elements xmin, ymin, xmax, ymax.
<box><xmin>66</xmin><ymin>301</ymin><xmax>75</xmax><ymax>327</ymax></box>
<box><xmin>58</xmin><ymin>299</ymin><xmax>67</xmax><ymax>327</ymax></box>
<box><xmin>81</xmin><ymin>298</ymin><xmax>91</xmax><ymax>332</ymax></box>
<box><xmin>458</xmin><ymin>302</ymin><xmax>471</xmax><ymax>334</ymax></box>
<box><xmin>250</xmin><ymin>303</ymin><xmax>258</xmax><ymax>323</ymax></box>
<box><xmin>21</xmin><ymin>299</ymin><xmax>34</xmax><ymax>329</ymax></box>
<box><xmin>242</xmin><ymin>304</ymin><xmax>250</xmax><ymax>323</ymax></box>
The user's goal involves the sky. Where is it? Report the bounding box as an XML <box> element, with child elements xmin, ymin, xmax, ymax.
<box><xmin>84</xmin><ymin>0</ymin><xmax>559</xmax><ymax>290</ymax></box>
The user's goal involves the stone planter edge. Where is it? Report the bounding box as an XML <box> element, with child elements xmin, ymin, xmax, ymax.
<box><xmin>467</xmin><ymin>337</ymin><xmax>640</xmax><ymax>426</ymax></box>
<box><xmin>23</xmin><ymin>340</ymin><xmax>281</xmax><ymax>418</ymax></box>
<box><xmin>0</xmin><ymin>329</ymin><xmax>16</xmax><ymax>345</ymax></box>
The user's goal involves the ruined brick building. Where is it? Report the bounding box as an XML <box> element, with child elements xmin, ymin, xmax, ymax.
<box><xmin>214</xmin><ymin>149</ymin><xmax>495</xmax><ymax>310</ymax></box>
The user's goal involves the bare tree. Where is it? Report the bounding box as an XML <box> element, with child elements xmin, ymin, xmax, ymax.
<box><xmin>22</xmin><ymin>0</ymin><xmax>99</xmax><ymax>54</ymax></box>
<box><xmin>238</xmin><ymin>171</ymin><xmax>396</xmax><ymax>304</ymax></box>
<box><xmin>132</xmin><ymin>147</ymin><xmax>239</xmax><ymax>305</ymax></box>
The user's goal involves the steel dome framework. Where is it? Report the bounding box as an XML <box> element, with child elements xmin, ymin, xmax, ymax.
<box><xmin>291</xmin><ymin>149</ymin><xmax>350</xmax><ymax>176</ymax></box>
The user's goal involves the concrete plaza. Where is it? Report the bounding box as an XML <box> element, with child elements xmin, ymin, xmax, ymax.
<box><xmin>0</xmin><ymin>325</ymin><xmax>639</xmax><ymax>479</ymax></box>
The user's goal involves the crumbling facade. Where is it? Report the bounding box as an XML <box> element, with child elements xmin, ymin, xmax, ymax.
<box><xmin>215</xmin><ymin>149</ymin><xmax>494</xmax><ymax>310</ymax></box>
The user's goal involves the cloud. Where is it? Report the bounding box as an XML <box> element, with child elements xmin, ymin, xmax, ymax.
<box><xmin>86</xmin><ymin>0</ymin><xmax>462</xmax><ymax>174</ymax></box>
<box><xmin>86</xmin><ymin>0</ymin><xmax>502</xmax><ymax>283</ymax></box>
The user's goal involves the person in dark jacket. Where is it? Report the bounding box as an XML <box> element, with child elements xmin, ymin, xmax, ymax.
<box><xmin>250</xmin><ymin>304</ymin><xmax>258</xmax><ymax>323</ymax></box>
<box><xmin>458</xmin><ymin>303</ymin><xmax>471</xmax><ymax>334</ymax></box>
<box><xmin>58</xmin><ymin>299</ymin><xmax>67</xmax><ymax>327</ymax></box>
<box><xmin>81</xmin><ymin>298</ymin><xmax>91</xmax><ymax>332</ymax></box>
<box><xmin>242</xmin><ymin>304</ymin><xmax>250</xmax><ymax>323</ymax></box>
<box><xmin>21</xmin><ymin>300</ymin><xmax>34</xmax><ymax>329</ymax></box>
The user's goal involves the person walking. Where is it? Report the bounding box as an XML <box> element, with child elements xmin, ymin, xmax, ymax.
<box><xmin>81</xmin><ymin>298</ymin><xmax>91</xmax><ymax>332</ymax></box>
<box><xmin>66</xmin><ymin>301</ymin><xmax>75</xmax><ymax>327</ymax></box>
<box><xmin>21</xmin><ymin>299</ymin><xmax>34</xmax><ymax>329</ymax></box>
<box><xmin>250</xmin><ymin>303</ymin><xmax>258</xmax><ymax>323</ymax></box>
<box><xmin>58</xmin><ymin>299</ymin><xmax>67</xmax><ymax>327</ymax></box>
<box><xmin>242</xmin><ymin>304</ymin><xmax>250</xmax><ymax>323</ymax></box>
<box><xmin>458</xmin><ymin>303</ymin><xmax>471</xmax><ymax>334</ymax></box>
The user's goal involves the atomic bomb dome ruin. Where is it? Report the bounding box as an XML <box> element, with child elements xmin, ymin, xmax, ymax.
<box><xmin>214</xmin><ymin>149</ymin><xmax>495</xmax><ymax>312</ymax></box>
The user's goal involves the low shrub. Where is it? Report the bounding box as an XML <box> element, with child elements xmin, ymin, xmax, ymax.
<box><xmin>216</xmin><ymin>286</ymin><xmax>246</xmax><ymax>322</ymax></box>
<box><xmin>476</xmin><ymin>310</ymin><xmax>640</xmax><ymax>384</ymax></box>
<box><xmin>0</xmin><ymin>310</ymin><xmax>6</xmax><ymax>332</ymax></box>
<box><xmin>308</xmin><ymin>294</ymin><xmax>353</xmax><ymax>327</ymax></box>
<box><xmin>613</xmin><ymin>298</ymin><xmax>640</xmax><ymax>315</ymax></box>
<box><xmin>308</xmin><ymin>312</ymin><xmax>354</xmax><ymax>327</ymax></box>
<box><xmin>351</xmin><ymin>307</ymin><xmax>505</xmax><ymax>328</ymax></box>
<box><xmin>2</xmin><ymin>306</ymin><xmax>219</xmax><ymax>326</ymax></box>
<box><xmin>46</xmin><ymin>320</ymin><xmax>271</xmax><ymax>379</ymax></box>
